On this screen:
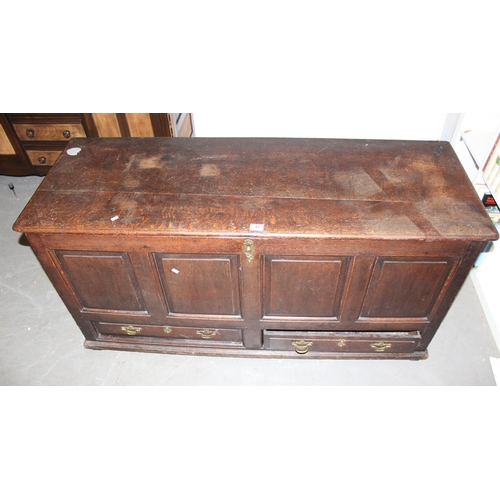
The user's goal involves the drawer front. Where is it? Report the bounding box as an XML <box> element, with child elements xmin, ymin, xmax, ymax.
<box><xmin>264</xmin><ymin>330</ymin><xmax>421</xmax><ymax>354</ymax></box>
<box><xmin>25</xmin><ymin>149</ymin><xmax>64</xmax><ymax>166</ymax></box>
<box><xmin>94</xmin><ymin>322</ymin><xmax>243</xmax><ymax>345</ymax></box>
<box><xmin>13</xmin><ymin>122</ymin><xmax>86</xmax><ymax>141</ymax></box>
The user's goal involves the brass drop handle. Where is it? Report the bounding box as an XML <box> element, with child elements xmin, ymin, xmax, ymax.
<box><xmin>292</xmin><ymin>340</ymin><xmax>313</xmax><ymax>354</ymax></box>
<box><xmin>370</xmin><ymin>342</ymin><xmax>392</xmax><ymax>352</ymax></box>
<box><xmin>196</xmin><ymin>329</ymin><xmax>219</xmax><ymax>339</ymax></box>
<box><xmin>26</xmin><ymin>129</ymin><xmax>35</xmax><ymax>138</ymax></box>
<box><xmin>121</xmin><ymin>325</ymin><xmax>142</xmax><ymax>336</ymax></box>
<box><xmin>63</xmin><ymin>130</ymin><xmax>71</xmax><ymax>138</ymax></box>
<box><xmin>38</xmin><ymin>156</ymin><xmax>47</xmax><ymax>164</ymax></box>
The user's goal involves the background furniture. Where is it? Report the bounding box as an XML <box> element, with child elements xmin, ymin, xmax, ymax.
<box><xmin>0</xmin><ymin>113</ymin><xmax>194</xmax><ymax>176</ymax></box>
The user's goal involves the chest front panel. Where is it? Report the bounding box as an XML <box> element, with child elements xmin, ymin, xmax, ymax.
<box><xmin>30</xmin><ymin>233</ymin><xmax>472</xmax><ymax>359</ymax></box>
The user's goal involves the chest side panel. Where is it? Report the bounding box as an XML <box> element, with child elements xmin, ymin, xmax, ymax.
<box><xmin>358</xmin><ymin>256</ymin><xmax>459</xmax><ymax>321</ymax></box>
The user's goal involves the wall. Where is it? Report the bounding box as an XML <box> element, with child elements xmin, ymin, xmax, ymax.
<box><xmin>449</xmin><ymin>114</ymin><xmax>500</xmax><ymax>351</ymax></box>
<box><xmin>194</xmin><ymin>111</ymin><xmax>448</xmax><ymax>140</ymax></box>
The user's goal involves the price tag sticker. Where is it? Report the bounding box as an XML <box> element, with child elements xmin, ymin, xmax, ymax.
<box><xmin>67</xmin><ymin>147</ymin><xmax>82</xmax><ymax>156</ymax></box>
<box><xmin>249</xmin><ymin>223</ymin><xmax>264</xmax><ymax>231</ymax></box>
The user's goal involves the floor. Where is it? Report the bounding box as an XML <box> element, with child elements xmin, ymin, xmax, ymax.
<box><xmin>1</xmin><ymin>174</ymin><xmax>500</xmax><ymax>386</ymax></box>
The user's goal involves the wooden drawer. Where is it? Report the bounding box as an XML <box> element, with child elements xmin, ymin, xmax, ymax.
<box><xmin>25</xmin><ymin>148</ymin><xmax>64</xmax><ymax>167</ymax></box>
<box><xmin>13</xmin><ymin>122</ymin><xmax>86</xmax><ymax>142</ymax></box>
<box><xmin>263</xmin><ymin>330</ymin><xmax>421</xmax><ymax>355</ymax></box>
<box><xmin>94</xmin><ymin>322</ymin><xmax>243</xmax><ymax>346</ymax></box>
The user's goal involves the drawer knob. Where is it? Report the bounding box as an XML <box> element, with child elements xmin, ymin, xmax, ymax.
<box><xmin>121</xmin><ymin>325</ymin><xmax>142</xmax><ymax>336</ymax></box>
<box><xmin>370</xmin><ymin>342</ymin><xmax>392</xmax><ymax>352</ymax></box>
<box><xmin>292</xmin><ymin>340</ymin><xmax>313</xmax><ymax>354</ymax></box>
<box><xmin>163</xmin><ymin>325</ymin><xmax>172</xmax><ymax>334</ymax></box>
<box><xmin>26</xmin><ymin>129</ymin><xmax>35</xmax><ymax>138</ymax></box>
<box><xmin>196</xmin><ymin>329</ymin><xmax>219</xmax><ymax>339</ymax></box>
<box><xmin>63</xmin><ymin>130</ymin><xmax>71</xmax><ymax>139</ymax></box>
<box><xmin>38</xmin><ymin>156</ymin><xmax>47</xmax><ymax>164</ymax></box>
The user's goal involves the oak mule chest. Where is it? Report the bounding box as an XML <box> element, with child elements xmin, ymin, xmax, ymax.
<box><xmin>13</xmin><ymin>137</ymin><xmax>498</xmax><ymax>359</ymax></box>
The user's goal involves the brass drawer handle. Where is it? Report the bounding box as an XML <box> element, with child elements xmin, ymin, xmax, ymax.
<box><xmin>163</xmin><ymin>326</ymin><xmax>172</xmax><ymax>334</ymax></box>
<box><xmin>243</xmin><ymin>239</ymin><xmax>254</xmax><ymax>263</ymax></box>
<box><xmin>292</xmin><ymin>340</ymin><xmax>313</xmax><ymax>354</ymax></box>
<box><xmin>196</xmin><ymin>329</ymin><xmax>219</xmax><ymax>339</ymax></box>
<box><xmin>370</xmin><ymin>342</ymin><xmax>392</xmax><ymax>352</ymax></box>
<box><xmin>337</xmin><ymin>339</ymin><xmax>347</xmax><ymax>347</ymax></box>
<box><xmin>121</xmin><ymin>325</ymin><xmax>142</xmax><ymax>336</ymax></box>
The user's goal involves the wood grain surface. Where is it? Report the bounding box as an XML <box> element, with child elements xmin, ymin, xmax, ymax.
<box><xmin>14</xmin><ymin>137</ymin><xmax>499</xmax><ymax>241</ymax></box>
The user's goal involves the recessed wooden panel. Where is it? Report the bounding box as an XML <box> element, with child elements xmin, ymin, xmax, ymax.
<box><xmin>125</xmin><ymin>113</ymin><xmax>154</xmax><ymax>137</ymax></box>
<box><xmin>263</xmin><ymin>256</ymin><xmax>350</xmax><ymax>319</ymax></box>
<box><xmin>153</xmin><ymin>253</ymin><xmax>242</xmax><ymax>317</ymax></box>
<box><xmin>0</xmin><ymin>123</ymin><xmax>15</xmax><ymax>154</ymax></box>
<box><xmin>92</xmin><ymin>113</ymin><xmax>122</xmax><ymax>137</ymax></box>
<box><xmin>360</xmin><ymin>257</ymin><xmax>456</xmax><ymax>319</ymax></box>
<box><xmin>54</xmin><ymin>251</ymin><xmax>147</xmax><ymax>313</ymax></box>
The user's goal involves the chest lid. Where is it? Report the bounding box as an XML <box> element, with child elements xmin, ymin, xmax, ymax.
<box><xmin>13</xmin><ymin>137</ymin><xmax>499</xmax><ymax>241</ymax></box>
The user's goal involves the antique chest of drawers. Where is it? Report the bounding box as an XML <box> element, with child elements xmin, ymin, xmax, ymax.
<box><xmin>0</xmin><ymin>113</ymin><xmax>194</xmax><ymax>175</ymax></box>
<box><xmin>13</xmin><ymin>137</ymin><xmax>498</xmax><ymax>359</ymax></box>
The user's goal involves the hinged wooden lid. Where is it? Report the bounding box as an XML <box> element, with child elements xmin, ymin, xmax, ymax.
<box><xmin>13</xmin><ymin>137</ymin><xmax>499</xmax><ymax>240</ymax></box>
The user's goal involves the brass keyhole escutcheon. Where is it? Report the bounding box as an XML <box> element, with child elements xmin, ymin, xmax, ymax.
<box><xmin>337</xmin><ymin>339</ymin><xmax>347</xmax><ymax>347</ymax></box>
<box><xmin>370</xmin><ymin>342</ymin><xmax>392</xmax><ymax>352</ymax></box>
<box><xmin>243</xmin><ymin>239</ymin><xmax>254</xmax><ymax>263</ymax></box>
<box><xmin>196</xmin><ymin>329</ymin><xmax>219</xmax><ymax>339</ymax></box>
<box><xmin>121</xmin><ymin>325</ymin><xmax>142</xmax><ymax>336</ymax></box>
<box><xmin>291</xmin><ymin>340</ymin><xmax>313</xmax><ymax>354</ymax></box>
<box><xmin>163</xmin><ymin>326</ymin><xmax>172</xmax><ymax>334</ymax></box>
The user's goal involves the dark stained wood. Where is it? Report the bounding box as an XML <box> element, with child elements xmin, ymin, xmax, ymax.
<box><xmin>82</xmin><ymin>113</ymin><xmax>99</xmax><ymax>137</ymax></box>
<box><xmin>0</xmin><ymin>113</ymin><xmax>32</xmax><ymax>174</ymax></box>
<box><xmin>263</xmin><ymin>330</ymin><xmax>421</xmax><ymax>354</ymax></box>
<box><xmin>150</xmin><ymin>113</ymin><xmax>172</xmax><ymax>137</ymax></box>
<box><xmin>13</xmin><ymin>137</ymin><xmax>498</xmax><ymax>240</ymax></box>
<box><xmin>153</xmin><ymin>253</ymin><xmax>242</xmax><ymax>317</ymax></box>
<box><xmin>263</xmin><ymin>256</ymin><xmax>350</xmax><ymax>319</ymax></box>
<box><xmin>115</xmin><ymin>113</ymin><xmax>131</xmax><ymax>137</ymax></box>
<box><xmin>0</xmin><ymin>154</ymin><xmax>31</xmax><ymax>175</ymax></box>
<box><xmin>13</xmin><ymin>138</ymin><xmax>499</xmax><ymax>359</ymax></box>
<box><xmin>360</xmin><ymin>257</ymin><xmax>457</xmax><ymax>319</ymax></box>
<box><xmin>95</xmin><ymin>322</ymin><xmax>243</xmax><ymax>345</ymax></box>
<box><xmin>54</xmin><ymin>250</ymin><xmax>148</xmax><ymax>313</ymax></box>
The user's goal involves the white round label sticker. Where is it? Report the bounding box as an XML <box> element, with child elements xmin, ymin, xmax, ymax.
<box><xmin>67</xmin><ymin>147</ymin><xmax>82</xmax><ymax>156</ymax></box>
